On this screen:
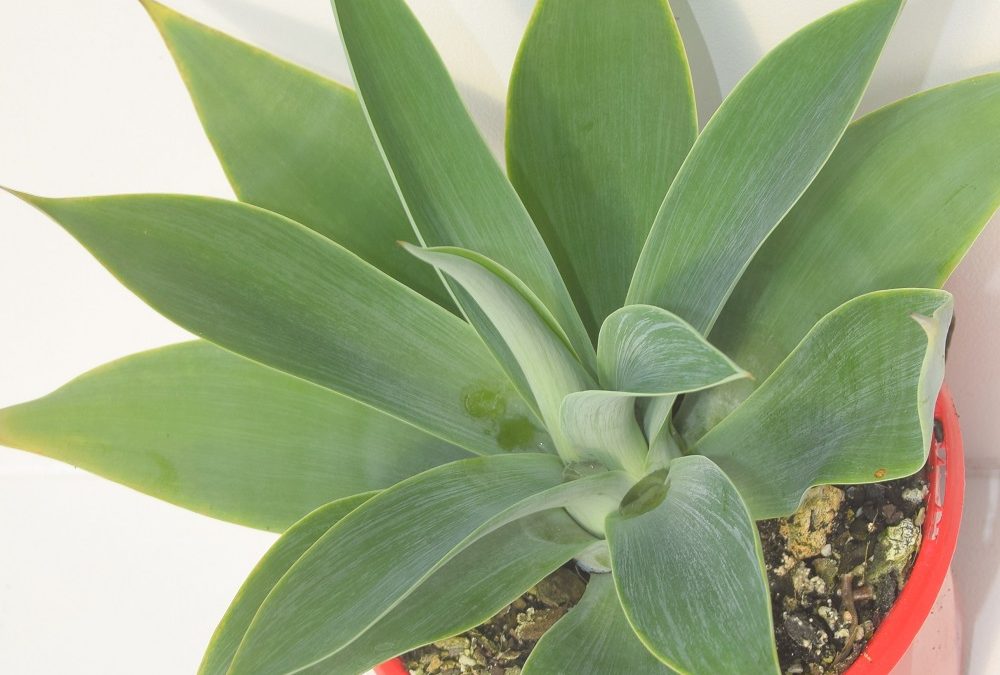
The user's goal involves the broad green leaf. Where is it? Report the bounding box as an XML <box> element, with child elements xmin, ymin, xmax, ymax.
<box><xmin>0</xmin><ymin>342</ymin><xmax>467</xmax><ymax>532</ymax></box>
<box><xmin>560</xmin><ymin>393</ymin><xmax>648</xmax><ymax>477</ymax></box>
<box><xmin>606</xmin><ymin>455</ymin><xmax>778</xmax><ymax>675</ymax></box>
<box><xmin>627</xmin><ymin>0</ymin><xmax>903</xmax><ymax>333</ymax></box>
<box><xmin>230</xmin><ymin>454</ymin><xmax>632</xmax><ymax>673</ymax></box>
<box><xmin>695</xmin><ymin>289</ymin><xmax>952</xmax><ymax>519</ymax></box>
<box><xmin>318</xmin><ymin>510</ymin><xmax>595</xmax><ymax>674</ymax></box>
<box><xmin>332</xmin><ymin>0</ymin><xmax>595</xmax><ymax>373</ymax></box>
<box><xmin>199</xmin><ymin>493</ymin><xmax>374</xmax><ymax>675</ymax></box>
<box><xmin>522</xmin><ymin>573</ymin><xmax>673</xmax><ymax>675</ymax></box>
<box><xmin>405</xmin><ymin>245</ymin><xmax>595</xmax><ymax>457</ymax></box>
<box><xmin>140</xmin><ymin>1</ymin><xmax>449</xmax><ymax>308</ymax></box>
<box><xmin>682</xmin><ymin>74</ymin><xmax>1000</xmax><ymax>440</ymax></box>
<box><xmin>10</xmin><ymin>192</ymin><xmax>545</xmax><ymax>456</ymax></box>
<box><xmin>507</xmin><ymin>0</ymin><xmax>696</xmax><ymax>337</ymax></box>
<box><xmin>560</xmin><ymin>305</ymin><xmax>749</xmax><ymax>474</ymax></box>
<box><xmin>599</xmin><ymin>305</ymin><xmax>749</xmax><ymax>394</ymax></box>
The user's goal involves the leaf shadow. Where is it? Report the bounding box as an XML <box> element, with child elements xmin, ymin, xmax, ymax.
<box><xmin>859</xmin><ymin>0</ymin><xmax>960</xmax><ymax>115</ymax></box>
<box><xmin>670</xmin><ymin>0</ymin><xmax>756</xmax><ymax>128</ymax></box>
<box><xmin>198</xmin><ymin>0</ymin><xmax>507</xmax><ymax>158</ymax></box>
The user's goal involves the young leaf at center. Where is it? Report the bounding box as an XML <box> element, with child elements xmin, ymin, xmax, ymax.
<box><xmin>561</xmin><ymin>305</ymin><xmax>749</xmax><ymax>474</ymax></box>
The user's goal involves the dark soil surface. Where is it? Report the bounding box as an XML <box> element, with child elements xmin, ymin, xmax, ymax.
<box><xmin>402</xmin><ymin>468</ymin><xmax>929</xmax><ymax>675</ymax></box>
<box><xmin>404</xmin><ymin>567</ymin><xmax>587</xmax><ymax>674</ymax></box>
<box><xmin>762</xmin><ymin>471</ymin><xmax>928</xmax><ymax>674</ymax></box>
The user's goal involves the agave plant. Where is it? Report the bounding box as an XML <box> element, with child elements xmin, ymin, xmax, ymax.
<box><xmin>2</xmin><ymin>0</ymin><xmax>999</xmax><ymax>672</ymax></box>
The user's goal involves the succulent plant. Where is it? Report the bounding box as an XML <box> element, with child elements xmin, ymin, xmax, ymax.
<box><xmin>2</xmin><ymin>0</ymin><xmax>999</xmax><ymax>673</ymax></box>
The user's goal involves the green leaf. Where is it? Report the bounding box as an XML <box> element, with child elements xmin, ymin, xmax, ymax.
<box><xmin>10</xmin><ymin>192</ymin><xmax>545</xmax><ymax>456</ymax></box>
<box><xmin>405</xmin><ymin>245</ymin><xmax>595</xmax><ymax>457</ymax></box>
<box><xmin>140</xmin><ymin>0</ymin><xmax>449</xmax><ymax>307</ymax></box>
<box><xmin>694</xmin><ymin>289</ymin><xmax>952</xmax><ymax>519</ymax></box>
<box><xmin>560</xmin><ymin>393</ymin><xmax>648</xmax><ymax>477</ymax></box>
<box><xmin>681</xmin><ymin>74</ymin><xmax>1000</xmax><ymax>441</ymax></box>
<box><xmin>0</xmin><ymin>342</ymin><xmax>468</xmax><ymax>531</ymax></box>
<box><xmin>318</xmin><ymin>510</ymin><xmax>595</xmax><ymax>674</ymax></box>
<box><xmin>606</xmin><ymin>455</ymin><xmax>779</xmax><ymax>675</ymax></box>
<box><xmin>560</xmin><ymin>305</ymin><xmax>749</xmax><ymax>474</ymax></box>
<box><xmin>522</xmin><ymin>573</ymin><xmax>673</xmax><ymax>675</ymax></box>
<box><xmin>599</xmin><ymin>305</ymin><xmax>749</xmax><ymax>394</ymax></box>
<box><xmin>507</xmin><ymin>0</ymin><xmax>696</xmax><ymax>337</ymax></box>
<box><xmin>229</xmin><ymin>454</ymin><xmax>632</xmax><ymax>673</ymax></box>
<box><xmin>627</xmin><ymin>0</ymin><xmax>903</xmax><ymax>333</ymax></box>
<box><xmin>199</xmin><ymin>493</ymin><xmax>374</xmax><ymax>675</ymax></box>
<box><xmin>332</xmin><ymin>0</ymin><xmax>595</xmax><ymax>372</ymax></box>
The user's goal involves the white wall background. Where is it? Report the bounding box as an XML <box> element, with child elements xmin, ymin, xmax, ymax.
<box><xmin>0</xmin><ymin>1</ymin><xmax>998</xmax><ymax>673</ymax></box>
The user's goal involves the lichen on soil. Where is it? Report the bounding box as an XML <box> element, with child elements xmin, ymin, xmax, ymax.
<box><xmin>402</xmin><ymin>469</ymin><xmax>929</xmax><ymax>675</ymax></box>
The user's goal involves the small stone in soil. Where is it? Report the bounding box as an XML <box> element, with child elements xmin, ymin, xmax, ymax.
<box><xmin>901</xmin><ymin>485</ymin><xmax>928</xmax><ymax>505</ymax></box>
<box><xmin>783</xmin><ymin>613</ymin><xmax>829</xmax><ymax>651</ymax></box>
<box><xmin>780</xmin><ymin>485</ymin><xmax>845</xmax><ymax>559</ymax></box>
<box><xmin>881</xmin><ymin>503</ymin><xmax>904</xmax><ymax>526</ymax></box>
<box><xmin>868</xmin><ymin>518</ymin><xmax>921</xmax><ymax>587</ymax></box>
<box><xmin>791</xmin><ymin>562</ymin><xmax>827</xmax><ymax>597</ymax></box>
<box><xmin>812</xmin><ymin>558</ymin><xmax>838</xmax><ymax>588</ymax></box>
<box><xmin>816</xmin><ymin>605</ymin><xmax>839</xmax><ymax>631</ymax></box>
<box><xmin>533</xmin><ymin>568</ymin><xmax>586</xmax><ymax>609</ymax></box>
<box><xmin>514</xmin><ymin>608</ymin><xmax>564</xmax><ymax>642</ymax></box>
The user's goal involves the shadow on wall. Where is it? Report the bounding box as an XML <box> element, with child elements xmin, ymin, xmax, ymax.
<box><xmin>954</xmin><ymin>472</ymin><xmax>1000</xmax><ymax>672</ymax></box>
<box><xmin>202</xmin><ymin>0</ymin><xmax>508</xmax><ymax>158</ymax></box>
<box><xmin>671</xmin><ymin>0</ymin><xmax>755</xmax><ymax>127</ymax></box>
<box><xmin>201</xmin><ymin>0</ymin><xmax>351</xmax><ymax>82</ymax></box>
<box><xmin>945</xmin><ymin>212</ymin><xmax>1000</xmax><ymax>469</ymax></box>
<box><xmin>858</xmin><ymin>0</ymin><xmax>958</xmax><ymax>114</ymax></box>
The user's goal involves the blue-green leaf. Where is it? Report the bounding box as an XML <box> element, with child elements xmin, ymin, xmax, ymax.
<box><xmin>318</xmin><ymin>510</ymin><xmax>595</xmax><ymax>674</ymax></box>
<box><xmin>8</xmin><ymin>192</ymin><xmax>544</xmax><ymax>456</ymax></box>
<box><xmin>199</xmin><ymin>493</ymin><xmax>374</xmax><ymax>675</ymax></box>
<box><xmin>560</xmin><ymin>393</ymin><xmax>648</xmax><ymax>477</ymax></box>
<box><xmin>561</xmin><ymin>305</ymin><xmax>749</xmax><ymax>474</ymax></box>
<box><xmin>507</xmin><ymin>0</ymin><xmax>697</xmax><ymax>336</ymax></box>
<box><xmin>405</xmin><ymin>245</ymin><xmax>595</xmax><ymax>458</ymax></box>
<box><xmin>682</xmin><ymin>74</ymin><xmax>1000</xmax><ymax>440</ymax></box>
<box><xmin>522</xmin><ymin>573</ymin><xmax>672</xmax><ymax>674</ymax></box>
<box><xmin>332</xmin><ymin>0</ymin><xmax>594</xmax><ymax>370</ymax></box>
<box><xmin>628</xmin><ymin>0</ymin><xmax>903</xmax><ymax>333</ymax></box>
<box><xmin>695</xmin><ymin>289</ymin><xmax>952</xmax><ymax>519</ymax></box>
<box><xmin>229</xmin><ymin>454</ymin><xmax>632</xmax><ymax>673</ymax></box>
<box><xmin>598</xmin><ymin>305</ymin><xmax>749</xmax><ymax>394</ymax></box>
<box><xmin>141</xmin><ymin>0</ymin><xmax>449</xmax><ymax>307</ymax></box>
<box><xmin>0</xmin><ymin>342</ymin><xmax>466</xmax><ymax>531</ymax></box>
<box><xmin>606</xmin><ymin>455</ymin><xmax>778</xmax><ymax>674</ymax></box>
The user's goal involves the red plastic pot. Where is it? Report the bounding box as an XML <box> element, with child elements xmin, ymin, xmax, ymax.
<box><xmin>845</xmin><ymin>384</ymin><xmax>964</xmax><ymax>673</ymax></box>
<box><xmin>376</xmin><ymin>386</ymin><xmax>964</xmax><ymax>675</ymax></box>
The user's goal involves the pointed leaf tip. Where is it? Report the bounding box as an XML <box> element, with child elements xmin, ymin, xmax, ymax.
<box><xmin>137</xmin><ymin>0</ymin><xmax>173</xmax><ymax>28</ymax></box>
<box><xmin>137</xmin><ymin>0</ymin><xmax>167</xmax><ymax>17</ymax></box>
<box><xmin>1</xmin><ymin>185</ymin><xmax>31</xmax><ymax>201</ymax></box>
<box><xmin>627</xmin><ymin>0</ymin><xmax>906</xmax><ymax>334</ymax></box>
<box><xmin>0</xmin><ymin>406</ymin><xmax>12</xmax><ymax>448</ymax></box>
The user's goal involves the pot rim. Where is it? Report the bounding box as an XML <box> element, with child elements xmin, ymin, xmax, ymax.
<box><xmin>844</xmin><ymin>383</ymin><xmax>964</xmax><ymax>673</ymax></box>
<box><xmin>376</xmin><ymin>385</ymin><xmax>965</xmax><ymax>675</ymax></box>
